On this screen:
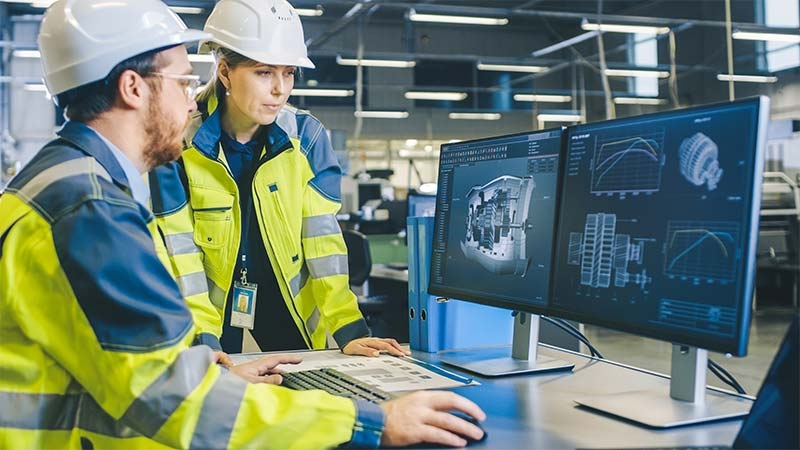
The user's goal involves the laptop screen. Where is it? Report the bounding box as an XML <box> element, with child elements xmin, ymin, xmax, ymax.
<box><xmin>733</xmin><ymin>312</ymin><xmax>799</xmax><ymax>449</ymax></box>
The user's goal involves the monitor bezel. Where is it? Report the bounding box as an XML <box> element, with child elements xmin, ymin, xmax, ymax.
<box><xmin>546</xmin><ymin>96</ymin><xmax>769</xmax><ymax>356</ymax></box>
<box><xmin>427</xmin><ymin>126</ymin><xmax>567</xmax><ymax>317</ymax></box>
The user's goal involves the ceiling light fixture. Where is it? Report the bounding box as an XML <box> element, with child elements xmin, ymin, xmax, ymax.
<box><xmin>354</xmin><ymin>111</ymin><xmax>410</xmax><ymax>119</ymax></box>
<box><xmin>476</xmin><ymin>62</ymin><xmax>547</xmax><ymax>73</ymax></box>
<box><xmin>448</xmin><ymin>112</ymin><xmax>502</xmax><ymax>120</ymax></box>
<box><xmin>613</xmin><ymin>97</ymin><xmax>668</xmax><ymax>105</ymax></box>
<box><xmin>604</xmin><ymin>68</ymin><xmax>670</xmax><ymax>78</ymax></box>
<box><xmin>530</xmin><ymin>31</ymin><xmax>599</xmax><ymax>58</ymax></box>
<box><xmin>188</xmin><ymin>54</ymin><xmax>215</xmax><ymax>63</ymax></box>
<box><xmin>408</xmin><ymin>8</ymin><xmax>508</xmax><ymax>26</ymax></box>
<box><xmin>732</xmin><ymin>30</ymin><xmax>800</xmax><ymax>43</ymax></box>
<box><xmin>295</xmin><ymin>7</ymin><xmax>324</xmax><ymax>17</ymax></box>
<box><xmin>581</xmin><ymin>19</ymin><xmax>670</xmax><ymax>35</ymax></box>
<box><xmin>169</xmin><ymin>6</ymin><xmax>204</xmax><ymax>15</ymax></box>
<box><xmin>12</xmin><ymin>50</ymin><xmax>40</xmax><ymax>59</ymax></box>
<box><xmin>716</xmin><ymin>73</ymin><xmax>778</xmax><ymax>83</ymax></box>
<box><xmin>513</xmin><ymin>94</ymin><xmax>573</xmax><ymax>103</ymax></box>
<box><xmin>291</xmin><ymin>88</ymin><xmax>355</xmax><ymax>97</ymax></box>
<box><xmin>537</xmin><ymin>113</ymin><xmax>582</xmax><ymax>123</ymax></box>
<box><xmin>336</xmin><ymin>55</ymin><xmax>416</xmax><ymax>68</ymax></box>
<box><xmin>405</xmin><ymin>91</ymin><xmax>468</xmax><ymax>101</ymax></box>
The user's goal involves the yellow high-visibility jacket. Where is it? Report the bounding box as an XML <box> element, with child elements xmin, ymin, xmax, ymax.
<box><xmin>149</xmin><ymin>98</ymin><xmax>369</xmax><ymax>350</ymax></box>
<box><xmin>0</xmin><ymin>121</ymin><xmax>383</xmax><ymax>449</ymax></box>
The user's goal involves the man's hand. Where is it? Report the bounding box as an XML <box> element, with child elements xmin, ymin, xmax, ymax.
<box><xmin>227</xmin><ymin>354</ymin><xmax>303</xmax><ymax>384</ymax></box>
<box><xmin>342</xmin><ymin>337</ymin><xmax>410</xmax><ymax>357</ymax></box>
<box><xmin>379</xmin><ymin>391</ymin><xmax>486</xmax><ymax>447</ymax></box>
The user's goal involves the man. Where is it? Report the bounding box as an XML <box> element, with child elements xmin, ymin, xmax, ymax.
<box><xmin>0</xmin><ymin>1</ymin><xmax>485</xmax><ymax>449</ymax></box>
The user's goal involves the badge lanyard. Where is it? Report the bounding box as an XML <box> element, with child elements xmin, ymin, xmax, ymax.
<box><xmin>229</xmin><ymin>151</ymin><xmax>260</xmax><ymax>330</ymax></box>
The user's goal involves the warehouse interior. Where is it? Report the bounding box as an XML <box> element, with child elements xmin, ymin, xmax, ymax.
<box><xmin>0</xmin><ymin>0</ymin><xmax>797</xmax><ymax>434</ymax></box>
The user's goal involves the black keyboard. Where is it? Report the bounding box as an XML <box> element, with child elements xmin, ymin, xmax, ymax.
<box><xmin>281</xmin><ymin>368</ymin><xmax>394</xmax><ymax>403</ymax></box>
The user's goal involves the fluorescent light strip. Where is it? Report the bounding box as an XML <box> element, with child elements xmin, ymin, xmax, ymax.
<box><xmin>477</xmin><ymin>62</ymin><xmax>547</xmax><ymax>73</ymax></box>
<box><xmin>604</xmin><ymin>68</ymin><xmax>670</xmax><ymax>78</ymax></box>
<box><xmin>405</xmin><ymin>91</ymin><xmax>468</xmax><ymax>101</ymax></box>
<box><xmin>336</xmin><ymin>55</ymin><xmax>416</xmax><ymax>68</ymax></box>
<box><xmin>23</xmin><ymin>83</ymin><xmax>48</xmax><ymax>92</ymax></box>
<box><xmin>354</xmin><ymin>111</ymin><xmax>409</xmax><ymax>119</ymax></box>
<box><xmin>537</xmin><ymin>113</ymin><xmax>581</xmax><ymax>122</ymax></box>
<box><xmin>13</xmin><ymin>50</ymin><xmax>40</xmax><ymax>59</ymax></box>
<box><xmin>613</xmin><ymin>97</ymin><xmax>668</xmax><ymax>105</ymax></box>
<box><xmin>716</xmin><ymin>73</ymin><xmax>778</xmax><ymax>83</ymax></box>
<box><xmin>291</xmin><ymin>88</ymin><xmax>355</xmax><ymax>97</ymax></box>
<box><xmin>448</xmin><ymin>112</ymin><xmax>502</xmax><ymax>120</ymax></box>
<box><xmin>408</xmin><ymin>9</ymin><xmax>508</xmax><ymax>26</ymax></box>
<box><xmin>296</xmin><ymin>7</ymin><xmax>324</xmax><ymax>17</ymax></box>
<box><xmin>581</xmin><ymin>20</ymin><xmax>670</xmax><ymax>35</ymax></box>
<box><xmin>732</xmin><ymin>31</ymin><xmax>800</xmax><ymax>43</ymax></box>
<box><xmin>513</xmin><ymin>94</ymin><xmax>573</xmax><ymax>103</ymax></box>
<box><xmin>169</xmin><ymin>6</ymin><xmax>204</xmax><ymax>15</ymax></box>
<box><xmin>531</xmin><ymin>31</ymin><xmax>599</xmax><ymax>58</ymax></box>
<box><xmin>188</xmin><ymin>54</ymin><xmax>215</xmax><ymax>63</ymax></box>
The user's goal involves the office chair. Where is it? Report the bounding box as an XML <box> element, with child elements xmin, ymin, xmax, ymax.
<box><xmin>342</xmin><ymin>229</ymin><xmax>392</xmax><ymax>335</ymax></box>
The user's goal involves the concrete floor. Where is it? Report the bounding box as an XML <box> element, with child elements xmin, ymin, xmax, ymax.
<box><xmin>582</xmin><ymin>306</ymin><xmax>797</xmax><ymax>395</ymax></box>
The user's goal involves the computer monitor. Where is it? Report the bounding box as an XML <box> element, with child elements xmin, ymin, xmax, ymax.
<box><xmin>550</xmin><ymin>96</ymin><xmax>770</xmax><ymax>427</ymax></box>
<box><xmin>407</xmin><ymin>193</ymin><xmax>437</xmax><ymax>218</ymax></box>
<box><xmin>428</xmin><ymin>127</ymin><xmax>574</xmax><ymax>376</ymax></box>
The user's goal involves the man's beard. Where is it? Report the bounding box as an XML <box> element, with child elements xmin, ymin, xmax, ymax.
<box><xmin>142</xmin><ymin>99</ymin><xmax>187</xmax><ymax>171</ymax></box>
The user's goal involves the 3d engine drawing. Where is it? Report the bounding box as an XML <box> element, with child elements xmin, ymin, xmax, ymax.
<box><xmin>679</xmin><ymin>132</ymin><xmax>723</xmax><ymax>191</ymax></box>
<box><xmin>460</xmin><ymin>175</ymin><xmax>534</xmax><ymax>276</ymax></box>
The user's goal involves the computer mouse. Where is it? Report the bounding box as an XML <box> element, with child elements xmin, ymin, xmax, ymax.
<box><xmin>449</xmin><ymin>411</ymin><xmax>487</xmax><ymax>445</ymax></box>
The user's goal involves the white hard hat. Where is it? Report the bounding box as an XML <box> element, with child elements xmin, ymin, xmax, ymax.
<box><xmin>38</xmin><ymin>0</ymin><xmax>211</xmax><ymax>97</ymax></box>
<box><xmin>201</xmin><ymin>0</ymin><xmax>315</xmax><ymax>69</ymax></box>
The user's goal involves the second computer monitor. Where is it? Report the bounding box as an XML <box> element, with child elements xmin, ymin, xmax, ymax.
<box><xmin>428</xmin><ymin>128</ymin><xmax>563</xmax><ymax>313</ymax></box>
<box><xmin>550</xmin><ymin>97</ymin><xmax>769</xmax><ymax>357</ymax></box>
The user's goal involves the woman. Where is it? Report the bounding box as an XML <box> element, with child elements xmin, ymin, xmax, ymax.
<box><xmin>150</xmin><ymin>0</ymin><xmax>407</xmax><ymax>357</ymax></box>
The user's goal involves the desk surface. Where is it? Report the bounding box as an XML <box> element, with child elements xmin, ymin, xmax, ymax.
<box><xmin>410</xmin><ymin>345</ymin><xmax>745</xmax><ymax>449</ymax></box>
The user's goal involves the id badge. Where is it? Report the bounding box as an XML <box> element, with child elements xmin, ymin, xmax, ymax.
<box><xmin>230</xmin><ymin>281</ymin><xmax>258</xmax><ymax>329</ymax></box>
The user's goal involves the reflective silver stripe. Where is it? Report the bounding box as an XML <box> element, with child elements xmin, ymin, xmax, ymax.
<box><xmin>209</xmin><ymin>279</ymin><xmax>226</xmax><ymax>310</ymax></box>
<box><xmin>289</xmin><ymin>264</ymin><xmax>309</xmax><ymax>297</ymax></box>
<box><xmin>177</xmin><ymin>271</ymin><xmax>209</xmax><ymax>298</ymax></box>
<box><xmin>302</xmin><ymin>214</ymin><xmax>340</xmax><ymax>238</ymax></box>
<box><xmin>120</xmin><ymin>346</ymin><xmax>214</xmax><ymax>437</ymax></box>
<box><xmin>306</xmin><ymin>254</ymin><xmax>348</xmax><ymax>279</ymax></box>
<box><xmin>307</xmin><ymin>307</ymin><xmax>321</xmax><ymax>336</ymax></box>
<box><xmin>0</xmin><ymin>391</ymin><xmax>141</xmax><ymax>438</ymax></box>
<box><xmin>16</xmin><ymin>157</ymin><xmax>111</xmax><ymax>203</ymax></box>
<box><xmin>163</xmin><ymin>232</ymin><xmax>201</xmax><ymax>256</ymax></box>
<box><xmin>189</xmin><ymin>373</ymin><xmax>247</xmax><ymax>450</ymax></box>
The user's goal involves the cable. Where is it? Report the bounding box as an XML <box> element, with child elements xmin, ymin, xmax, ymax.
<box><xmin>541</xmin><ymin>315</ymin><xmax>604</xmax><ymax>359</ymax></box>
<box><xmin>708</xmin><ymin>358</ymin><xmax>747</xmax><ymax>395</ymax></box>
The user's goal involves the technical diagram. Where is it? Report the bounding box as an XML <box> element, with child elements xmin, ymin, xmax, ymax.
<box><xmin>664</xmin><ymin>221</ymin><xmax>739</xmax><ymax>282</ymax></box>
<box><xmin>567</xmin><ymin>213</ymin><xmax>651</xmax><ymax>290</ymax></box>
<box><xmin>679</xmin><ymin>132</ymin><xmax>723</xmax><ymax>191</ymax></box>
<box><xmin>460</xmin><ymin>175</ymin><xmax>534</xmax><ymax>276</ymax></box>
<box><xmin>591</xmin><ymin>129</ymin><xmax>666</xmax><ymax>195</ymax></box>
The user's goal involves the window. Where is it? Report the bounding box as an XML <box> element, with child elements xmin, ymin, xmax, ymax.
<box><xmin>629</xmin><ymin>33</ymin><xmax>659</xmax><ymax>97</ymax></box>
<box><xmin>761</xmin><ymin>0</ymin><xmax>800</xmax><ymax>72</ymax></box>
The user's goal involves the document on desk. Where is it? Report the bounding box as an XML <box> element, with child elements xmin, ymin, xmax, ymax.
<box><xmin>232</xmin><ymin>352</ymin><xmax>479</xmax><ymax>392</ymax></box>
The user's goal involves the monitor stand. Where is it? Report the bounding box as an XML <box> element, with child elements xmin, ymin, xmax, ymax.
<box><xmin>438</xmin><ymin>312</ymin><xmax>575</xmax><ymax>377</ymax></box>
<box><xmin>574</xmin><ymin>344</ymin><xmax>753</xmax><ymax>428</ymax></box>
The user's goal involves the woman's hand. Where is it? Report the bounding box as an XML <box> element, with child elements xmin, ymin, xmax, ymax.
<box><xmin>342</xmin><ymin>337</ymin><xmax>410</xmax><ymax>357</ymax></box>
<box><xmin>228</xmin><ymin>354</ymin><xmax>303</xmax><ymax>384</ymax></box>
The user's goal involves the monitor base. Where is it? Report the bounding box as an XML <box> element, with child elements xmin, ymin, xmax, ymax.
<box><xmin>440</xmin><ymin>346</ymin><xmax>574</xmax><ymax>377</ymax></box>
<box><xmin>574</xmin><ymin>389</ymin><xmax>752</xmax><ymax>428</ymax></box>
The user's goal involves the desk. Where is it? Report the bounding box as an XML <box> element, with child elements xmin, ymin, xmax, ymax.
<box><xmin>411</xmin><ymin>345</ymin><xmax>745</xmax><ymax>449</ymax></box>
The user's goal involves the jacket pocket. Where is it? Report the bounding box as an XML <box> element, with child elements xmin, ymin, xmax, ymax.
<box><xmin>190</xmin><ymin>189</ymin><xmax>235</xmax><ymax>274</ymax></box>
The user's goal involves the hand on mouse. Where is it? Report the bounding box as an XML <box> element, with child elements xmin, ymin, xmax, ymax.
<box><xmin>379</xmin><ymin>391</ymin><xmax>486</xmax><ymax>447</ymax></box>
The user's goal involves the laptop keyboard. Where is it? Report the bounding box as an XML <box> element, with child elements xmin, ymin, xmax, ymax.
<box><xmin>281</xmin><ymin>367</ymin><xmax>394</xmax><ymax>403</ymax></box>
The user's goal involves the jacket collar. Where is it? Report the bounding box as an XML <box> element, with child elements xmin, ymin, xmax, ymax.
<box><xmin>57</xmin><ymin>121</ymin><xmax>131</xmax><ymax>192</ymax></box>
<box><xmin>190</xmin><ymin>94</ymin><xmax>294</xmax><ymax>160</ymax></box>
